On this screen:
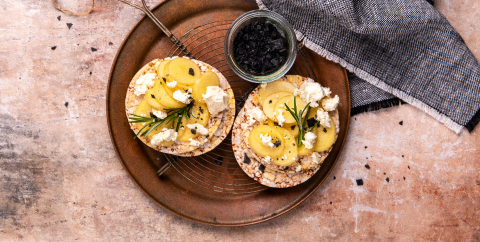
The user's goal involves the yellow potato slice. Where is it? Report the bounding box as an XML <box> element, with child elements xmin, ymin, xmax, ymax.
<box><xmin>156</xmin><ymin>60</ymin><xmax>170</xmax><ymax>79</ymax></box>
<box><xmin>192</xmin><ymin>71</ymin><xmax>220</xmax><ymax>102</ymax></box>
<box><xmin>274</xmin><ymin>95</ymin><xmax>307</xmax><ymax>123</ymax></box>
<box><xmin>257</xmin><ymin>78</ymin><xmax>295</xmax><ymax>104</ymax></box>
<box><xmin>248</xmin><ymin>125</ymin><xmax>285</xmax><ymax>159</ymax></box>
<box><xmin>262</xmin><ymin>92</ymin><xmax>291</xmax><ymax>120</ymax></box>
<box><xmin>151</xmin><ymin>79</ymin><xmax>186</xmax><ymax>109</ymax></box>
<box><xmin>167</xmin><ymin>57</ymin><xmax>201</xmax><ymax>85</ymax></box>
<box><xmin>145</xmin><ymin>89</ymin><xmax>168</xmax><ymax>110</ymax></box>
<box><xmin>297</xmin><ymin>143</ymin><xmax>313</xmax><ymax>156</ymax></box>
<box><xmin>271</xmin><ymin>127</ymin><xmax>297</xmax><ymax>166</ymax></box>
<box><xmin>177</xmin><ymin>102</ymin><xmax>210</xmax><ymax>142</ymax></box>
<box><xmin>314</xmin><ymin>119</ymin><xmax>336</xmax><ymax>152</ymax></box>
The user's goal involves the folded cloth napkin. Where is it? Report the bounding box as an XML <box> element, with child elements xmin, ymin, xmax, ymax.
<box><xmin>257</xmin><ymin>0</ymin><xmax>480</xmax><ymax>133</ymax></box>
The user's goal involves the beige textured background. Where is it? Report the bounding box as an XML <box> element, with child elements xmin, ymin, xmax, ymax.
<box><xmin>0</xmin><ymin>0</ymin><xmax>479</xmax><ymax>241</ymax></box>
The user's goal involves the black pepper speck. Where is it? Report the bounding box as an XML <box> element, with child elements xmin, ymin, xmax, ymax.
<box><xmin>386</xmin><ymin>177</ymin><xmax>390</xmax><ymax>182</ymax></box>
<box><xmin>399</xmin><ymin>120</ymin><xmax>403</xmax><ymax>125</ymax></box>
<box><xmin>365</xmin><ymin>164</ymin><xmax>370</xmax><ymax>169</ymax></box>
<box><xmin>65</xmin><ymin>102</ymin><xmax>69</xmax><ymax>107</ymax></box>
<box><xmin>307</xmin><ymin>118</ymin><xmax>316</xmax><ymax>128</ymax></box>
<box><xmin>244</xmin><ymin>153</ymin><xmax>251</xmax><ymax>164</ymax></box>
<box><xmin>188</xmin><ymin>68</ymin><xmax>194</xmax><ymax>76</ymax></box>
<box><xmin>51</xmin><ymin>46</ymin><xmax>57</xmax><ymax>50</ymax></box>
<box><xmin>109</xmin><ymin>42</ymin><xmax>113</xmax><ymax>45</ymax></box>
<box><xmin>66</xmin><ymin>23</ymin><xmax>73</xmax><ymax>29</ymax></box>
<box><xmin>356</xmin><ymin>179</ymin><xmax>363</xmax><ymax>186</ymax></box>
<box><xmin>57</xmin><ymin>16</ymin><xmax>61</xmax><ymax>21</ymax></box>
<box><xmin>259</xmin><ymin>164</ymin><xmax>265</xmax><ymax>172</ymax></box>
<box><xmin>215</xmin><ymin>157</ymin><xmax>223</xmax><ymax>166</ymax></box>
<box><xmin>91</xmin><ymin>47</ymin><xmax>97</xmax><ymax>52</ymax></box>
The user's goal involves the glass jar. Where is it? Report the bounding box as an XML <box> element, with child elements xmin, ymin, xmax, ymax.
<box><xmin>224</xmin><ymin>10</ymin><xmax>298</xmax><ymax>83</ymax></box>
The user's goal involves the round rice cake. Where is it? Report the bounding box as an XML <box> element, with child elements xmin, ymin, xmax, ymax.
<box><xmin>232</xmin><ymin>75</ymin><xmax>339</xmax><ymax>188</ymax></box>
<box><xmin>125</xmin><ymin>57</ymin><xmax>235</xmax><ymax>156</ymax></box>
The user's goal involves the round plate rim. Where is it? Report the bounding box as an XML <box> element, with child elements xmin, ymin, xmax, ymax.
<box><xmin>106</xmin><ymin>0</ymin><xmax>351</xmax><ymax>226</ymax></box>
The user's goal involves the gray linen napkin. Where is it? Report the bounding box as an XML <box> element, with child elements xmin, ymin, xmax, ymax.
<box><xmin>256</xmin><ymin>0</ymin><xmax>480</xmax><ymax>134</ymax></box>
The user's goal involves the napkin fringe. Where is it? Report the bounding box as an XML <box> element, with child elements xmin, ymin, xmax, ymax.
<box><xmin>351</xmin><ymin>98</ymin><xmax>402</xmax><ymax>116</ymax></box>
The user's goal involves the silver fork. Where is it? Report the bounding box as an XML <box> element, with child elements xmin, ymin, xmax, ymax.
<box><xmin>118</xmin><ymin>0</ymin><xmax>192</xmax><ymax>57</ymax></box>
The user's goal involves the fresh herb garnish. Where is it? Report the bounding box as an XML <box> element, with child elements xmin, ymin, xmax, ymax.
<box><xmin>284</xmin><ymin>96</ymin><xmax>311</xmax><ymax>147</ymax></box>
<box><xmin>128</xmin><ymin>101</ymin><xmax>197</xmax><ymax>139</ymax></box>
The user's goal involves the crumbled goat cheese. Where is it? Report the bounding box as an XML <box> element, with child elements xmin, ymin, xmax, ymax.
<box><xmin>302</xmin><ymin>132</ymin><xmax>317</xmax><ymax>149</ymax></box>
<box><xmin>248</xmin><ymin>107</ymin><xmax>266</xmax><ymax>125</ymax></box>
<box><xmin>276</xmin><ymin>109</ymin><xmax>286</xmax><ymax>127</ymax></box>
<box><xmin>311</xmin><ymin>152</ymin><xmax>322</xmax><ymax>164</ymax></box>
<box><xmin>152</xmin><ymin>108</ymin><xmax>167</xmax><ymax>119</ymax></box>
<box><xmin>263</xmin><ymin>156</ymin><xmax>272</xmax><ymax>164</ymax></box>
<box><xmin>186</xmin><ymin>123</ymin><xmax>209</xmax><ymax>135</ymax></box>
<box><xmin>315</xmin><ymin>108</ymin><xmax>331</xmax><ymax>128</ymax></box>
<box><xmin>188</xmin><ymin>138</ymin><xmax>201</xmax><ymax>146</ymax></box>
<box><xmin>260</xmin><ymin>83</ymin><xmax>267</xmax><ymax>89</ymax></box>
<box><xmin>150</xmin><ymin>128</ymin><xmax>178</xmax><ymax>146</ymax></box>
<box><xmin>321</xmin><ymin>95</ymin><xmax>340</xmax><ymax>111</ymax></box>
<box><xmin>134</xmin><ymin>85</ymin><xmax>148</xmax><ymax>96</ymax></box>
<box><xmin>166</xmin><ymin>80</ymin><xmax>177</xmax><ymax>88</ymax></box>
<box><xmin>134</xmin><ymin>72</ymin><xmax>157</xmax><ymax>96</ymax></box>
<box><xmin>295</xmin><ymin>165</ymin><xmax>302</xmax><ymax>172</ymax></box>
<box><xmin>294</xmin><ymin>81</ymin><xmax>324</xmax><ymax>107</ymax></box>
<box><xmin>259</xmin><ymin>133</ymin><xmax>274</xmax><ymax>148</ymax></box>
<box><xmin>173</xmin><ymin>89</ymin><xmax>192</xmax><ymax>104</ymax></box>
<box><xmin>322</xmin><ymin>87</ymin><xmax>332</xmax><ymax>97</ymax></box>
<box><xmin>202</xmin><ymin>86</ymin><xmax>229</xmax><ymax>115</ymax></box>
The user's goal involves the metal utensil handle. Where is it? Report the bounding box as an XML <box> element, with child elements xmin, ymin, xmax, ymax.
<box><xmin>117</xmin><ymin>0</ymin><xmax>192</xmax><ymax>57</ymax></box>
<box><xmin>157</xmin><ymin>161</ymin><xmax>172</xmax><ymax>177</ymax></box>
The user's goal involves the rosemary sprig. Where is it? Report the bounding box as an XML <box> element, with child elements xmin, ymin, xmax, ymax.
<box><xmin>284</xmin><ymin>96</ymin><xmax>311</xmax><ymax>147</ymax></box>
<box><xmin>128</xmin><ymin>101</ymin><xmax>197</xmax><ymax>139</ymax></box>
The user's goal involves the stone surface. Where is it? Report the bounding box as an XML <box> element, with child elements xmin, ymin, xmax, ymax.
<box><xmin>0</xmin><ymin>0</ymin><xmax>479</xmax><ymax>241</ymax></box>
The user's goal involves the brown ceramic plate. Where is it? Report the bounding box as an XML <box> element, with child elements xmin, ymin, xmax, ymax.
<box><xmin>106</xmin><ymin>0</ymin><xmax>350</xmax><ymax>226</ymax></box>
